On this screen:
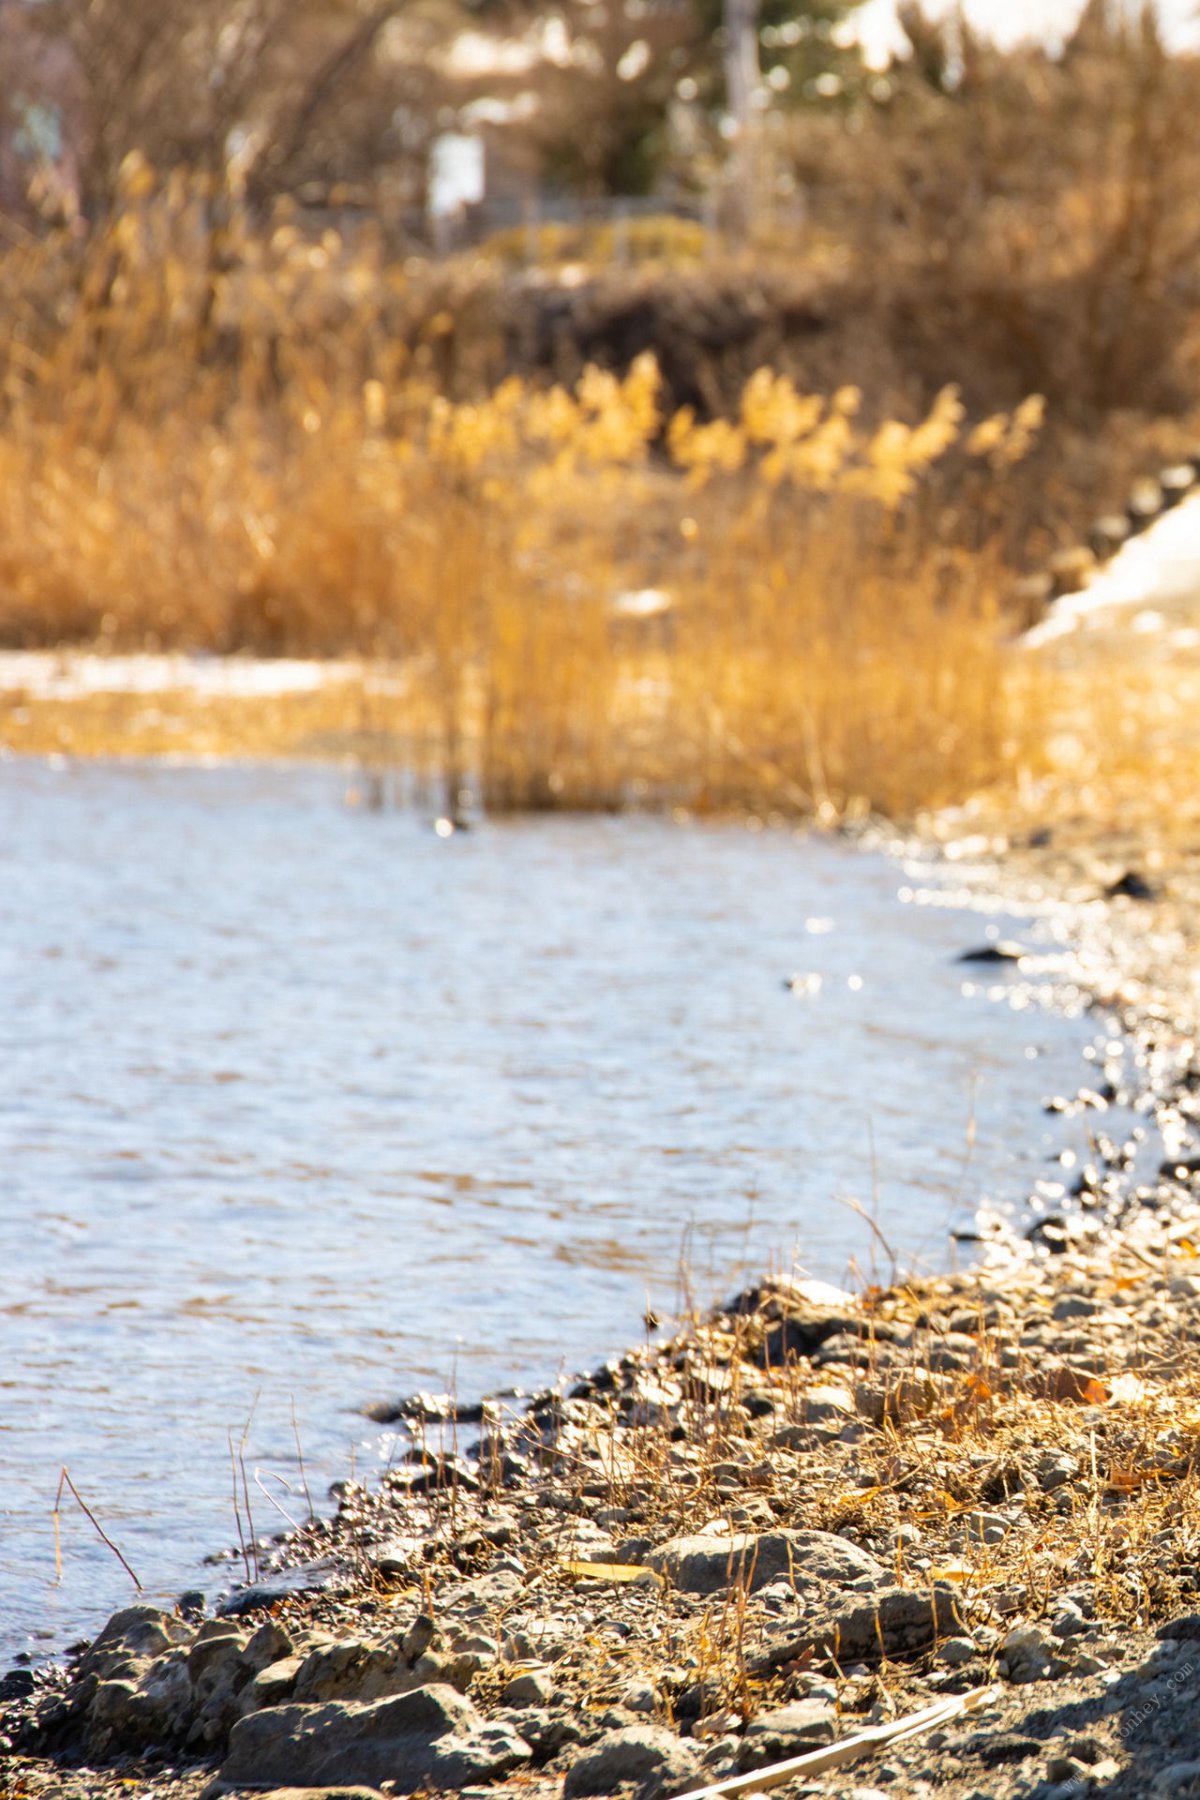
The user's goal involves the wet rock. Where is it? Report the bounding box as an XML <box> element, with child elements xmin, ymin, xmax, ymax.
<box><xmin>646</xmin><ymin>1528</ymin><xmax>884</xmax><ymax>1597</ymax></box>
<box><xmin>216</xmin><ymin>1684</ymin><xmax>531</xmax><ymax>1793</ymax></box>
<box><xmin>563</xmin><ymin>1724</ymin><xmax>702</xmax><ymax>1798</ymax></box>
<box><xmin>361</xmin><ymin>1390</ymin><xmax>486</xmax><ymax>1426</ymax></box>
<box><xmin>956</xmin><ymin>941</ymin><xmax>1026</xmax><ymax>965</ymax></box>
<box><xmin>737</xmin><ymin>1699</ymin><xmax>836</xmax><ymax>1768</ymax></box>
<box><xmin>218</xmin><ymin>1565</ymin><xmax>336</xmax><ymax>1616</ymax></box>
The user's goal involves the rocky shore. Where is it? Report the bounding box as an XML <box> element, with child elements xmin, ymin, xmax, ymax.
<box><xmin>8</xmin><ymin>827</ymin><xmax>1200</xmax><ymax>1800</ymax></box>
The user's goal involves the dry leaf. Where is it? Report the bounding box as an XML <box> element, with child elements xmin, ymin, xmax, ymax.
<box><xmin>1039</xmin><ymin>1367</ymin><xmax>1110</xmax><ymax>1405</ymax></box>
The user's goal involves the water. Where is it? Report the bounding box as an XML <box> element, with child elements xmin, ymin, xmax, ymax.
<box><xmin>0</xmin><ymin>761</ymin><xmax>1112</xmax><ymax>1666</ymax></box>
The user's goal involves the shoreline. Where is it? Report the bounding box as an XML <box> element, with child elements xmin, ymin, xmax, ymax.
<box><xmin>7</xmin><ymin>830</ymin><xmax>1200</xmax><ymax>1798</ymax></box>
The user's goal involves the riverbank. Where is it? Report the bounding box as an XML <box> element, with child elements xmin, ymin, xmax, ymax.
<box><xmin>7</xmin><ymin>826</ymin><xmax>1200</xmax><ymax>1798</ymax></box>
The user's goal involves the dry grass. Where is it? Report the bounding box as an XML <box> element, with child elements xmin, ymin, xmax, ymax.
<box><xmin>1</xmin><ymin>168</ymin><xmax>1197</xmax><ymax>829</ymax></box>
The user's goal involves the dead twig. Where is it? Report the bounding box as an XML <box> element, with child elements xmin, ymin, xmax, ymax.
<box><xmin>53</xmin><ymin>1467</ymin><xmax>141</xmax><ymax>1592</ymax></box>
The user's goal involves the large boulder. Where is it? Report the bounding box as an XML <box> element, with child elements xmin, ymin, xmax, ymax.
<box><xmin>217</xmin><ymin>1684</ymin><xmax>531</xmax><ymax>1793</ymax></box>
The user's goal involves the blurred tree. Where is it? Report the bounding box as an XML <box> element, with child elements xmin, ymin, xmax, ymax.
<box><xmin>474</xmin><ymin>0</ymin><xmax>868</xmax><ymax>201</ymax></box>
<box><xmin>9</xmin><ymin>0</ymin><xmax>450</xmax><ymax>216</ymax></box>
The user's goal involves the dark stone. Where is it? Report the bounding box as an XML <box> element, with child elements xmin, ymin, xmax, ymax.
<box><xmin>218</xmin><ymin>1564</ymin><xmax>336</xmax><ymax>1617</ymax></box>
<box><xmin>1158</xmin><ymin>1614</ymin><xmax>1200</xmax><ymax>1641</ymax></box>
<box><xmin>956</xmin><ymin>941</ymin><xmax>1026</xmax><ymax>965</ymax></box>
<box><xmin>403</xmin><ymin>1458</ymin><xmax>480</xmax><ymax>1497</ymax></box>
<box><xmin>1026</xmin><ymin>1216</ymin><xmax>1069</xmax><ymax>1252</ymax></box>
<box><xmin>0</xmin><ymin>1670</ymin><xmax>35</xmax><ymax>1701</ymax></box>
<box><xmin>1106</xmin><ymin>870</ymin><xmax>1157</xmax><ymax>901</ymax></box>
<box><xmin>754</xmin><ymin>1583</ymin><xmax>966</xmax><ymax>1671</ymax></box>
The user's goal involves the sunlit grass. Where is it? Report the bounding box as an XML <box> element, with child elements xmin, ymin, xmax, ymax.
<box><xmin>4</xmin><ymin>166</ymin><xmax>1195</xmax><ymax>829</ymax></box>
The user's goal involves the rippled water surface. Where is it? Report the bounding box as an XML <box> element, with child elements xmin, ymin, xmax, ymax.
<box><xmin>0</xmin><ymin>762</ymin><xmax>1109</xmax><ymax>1665</ymax></box>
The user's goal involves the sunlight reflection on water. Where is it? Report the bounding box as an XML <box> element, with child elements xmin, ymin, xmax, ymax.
<box><xmin>0</xmin><ymin>760</ymin><xmax>1114</xmax><ymax>1662</ymax></box>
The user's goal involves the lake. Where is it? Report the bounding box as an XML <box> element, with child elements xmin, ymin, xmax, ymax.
<box><xmin>0</xmin><ymin>760</ymin><xmax>1121</xmax><ymax>1666</ymax></box>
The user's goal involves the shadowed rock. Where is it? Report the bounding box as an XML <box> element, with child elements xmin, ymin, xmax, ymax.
<box><xmin>753</xmin><ymin>1582</ymin><xmax>966</xmax><ymax>1671</ymax></box>
<box><xmin>215</xmin><ymin>1684</ymin><xmax>530</xmax><ymax>1793</ymax></box>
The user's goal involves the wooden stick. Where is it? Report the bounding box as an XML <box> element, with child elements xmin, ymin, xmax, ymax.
<box><xmin>669</xmin><ymin>1684</ymin><xmax>1000</xmax><ymax>1800</ymax></box>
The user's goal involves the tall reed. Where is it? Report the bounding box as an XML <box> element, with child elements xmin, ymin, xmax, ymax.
<box><xmin>0</xmin><ymin>169</ymin><xmax>1071</xmax><ymax>821</ymax></box>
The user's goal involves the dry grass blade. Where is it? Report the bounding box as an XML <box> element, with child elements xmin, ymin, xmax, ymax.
<box><xmin>53</xmin><ymin>1466</ymin><xmax>141</xmax><ymax>1592</ymax></box>
<box><xmin>668</xmin><ymin>1684</ymin><xmax>1001</xmax><ymax>1800</ymax></box>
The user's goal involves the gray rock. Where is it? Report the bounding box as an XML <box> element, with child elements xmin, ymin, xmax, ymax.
<box><xmin>1051</xmin><ymin>1293</ymin><xmax>1102</xmax><ymax>1321</ymax></box>
<box><xmin>1000</xmin><ymin>1624</ymin><xmax>1051</xmax><ymax>1683</ymax></box>
<box><xmin>961</xmin><ymin>1512</ymin><xmax>1009</xmax><ymax>1547</ymax></box>
<box><xmin>795</xmin><ymin>1384</ymin><xmax>856</xmax><ymax>1424</ymax></box>
<box><xmin>289</xmin><ymin>1636</ymin><xmax>454</xmax><ymax>1706</ymax></box>
<box><xmin>623</xmin><ymin>1682</ymin><xmax>657</xmax><ymax>1714</ymax></box>
<box><xmin>646</xmin><ymin>1529</ymin><xmax>884</xmax><ymax>1597</ymax></box>
<box><xmin>563</xmin><ymin>1725</ymin><xmax>702</xmax><ymax>1798</ymax></box>
<box><xmin>738</xmin><ymin>1699</ymin><xmax>835</xmax><ymax>1769</ymax></box>
<box><xmin>934</xmin><ymin>1637</ymin><xmax>977</xmax><ymax>1668</ymax></box>
<box><xmin>90</xmin><ymin>1655</ymin><xmax>194</xmax><ymax>1748</ymax></box>
<box><xmin>757</xmin><ymin>1584</ymin><xmax>966</xmax><ymax>1670</ymax></box>
<box><xmin>243</xmin><ymin>1620</ymin><xmax>295</xmax><ymax>1673</ymax></box>
<box><xmin>218</xmin><ymin>1685</ymin><xmax>531</xmax><ymax>1793</ymax></box>
<box><xmin>503</xmin><ymin>1666</ymin><xmax>555</xmax><ymax>1707</ymax></box>
<box><xmin>76</xmin><ymin>1605</ymin><xmax>190</xmax><ymax>1681</ymax></box>
<box><xmin>1036</xmin><ymin>1452</ymin><xmax>1079</xmax><ymax>1493</ymax></box>
<box><xmin>242</xmin><ymin>1656</ymin><xmax>305</xmax><ymax>1712</ymax></box>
